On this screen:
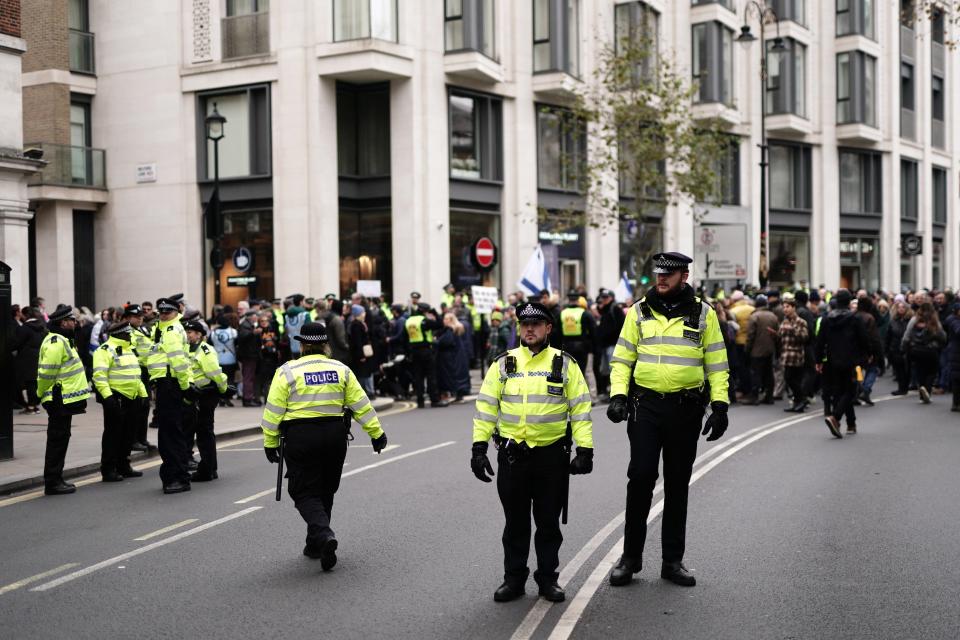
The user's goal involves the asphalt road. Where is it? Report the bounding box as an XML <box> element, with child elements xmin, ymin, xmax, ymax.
<box><xmin>1</xmin><ymin>377</ymin><xmax>958</xmax><ymax>640</ymax></box>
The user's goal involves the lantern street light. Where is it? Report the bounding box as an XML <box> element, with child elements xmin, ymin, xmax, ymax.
<box><xmin>205</xmin><ymin>103</ymin><xmax>226</xmax><ymax>304</ymax></box>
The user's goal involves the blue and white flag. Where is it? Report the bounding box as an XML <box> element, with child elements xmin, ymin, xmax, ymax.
<box><xmin>518</xmin><ymin>245</ymin><xmax>551</xmax><ymax>297</ymax></box>
<box><xmin>614</xmin><ymin>271</ymin><xmax>633</xmax><ymax>302</ymax></box>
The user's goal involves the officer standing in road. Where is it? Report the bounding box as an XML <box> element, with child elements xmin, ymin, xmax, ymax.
<box><xmin>146</xmin><ymin>297</ymin><xmax>194</xmax><ymax>494</ymax></box>
<box><xmin>405</xmin><ymin>302</ymin><xmax>448</xmax><ymax>409</ymax></box>
<box><xmin>183</xmin><ymin>320</ymin><xmax>231</xmax><ymax>481</ymax></box>
<box><xmin>91</xmin><ymin>320</ymin><xmax>147</xmax><ymax>482</ymax></box>
<box><xmin>559</xmin><ymin>288</ymin><xmax>596</xmax><ymax>376</ymax></box>
<box><xmin>124</xmin><ymin>304</ymin><xmax>154</xmax><ymax>452</ymax></box>
<box><xmin>471</xmin><ymin>302</ymin><xmax>594</xmax><ymax>603</ymax></box>
<box><xmin>261</xmin><ymin>322</ymin><xmax>388</xmax><ymax>569</ymax></box>
<box><xmin>605</xmin><ymin>252</ymin><xmax>730</xmax><ymax>587</ymax></box>
<box><xmin>37</xmin><ymin>305</ymin><xmax>92</xmax><ymax>495</ymax></box>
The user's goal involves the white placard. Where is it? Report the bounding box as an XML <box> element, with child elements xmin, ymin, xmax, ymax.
<box><xmin>470</xmin><ymin>286</ymin><xmax>499</xmax><ymax>313</ymax></box>
<box><xmin>357</xmin><ymin>280</ymin><xmax>382</xmax><ymax>298</ymax></box>
<box><xmin>136</xmin><ymin>163</ymin><xmax>157</xmax><ymax>183</ymax></box>
<box><xmin>694</xmin><ymin>224</ymin><xmax>748</xmax><ymax>280</ymax></box>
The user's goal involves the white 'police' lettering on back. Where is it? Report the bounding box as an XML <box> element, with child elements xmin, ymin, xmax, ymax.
<box><xmin>304</xmin><ymin>371</ymin><xmax>339</xmax><ymax>385</ymax></box>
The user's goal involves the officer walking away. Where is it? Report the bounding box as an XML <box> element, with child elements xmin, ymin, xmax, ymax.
<box><xmin>559</xmin><ymin>288</ymin><xmax>596</xmax><ymax>377</ymax></box>
<box><xmin>37</xmin><ymin>305</ymin><xmax>92</xmax><ymax>495</ymax></box>
<box><xmin>147</xmin><ymin>298</ymin><xmax>193</xmax><ymax>494</ymax></box>
<box><xmin>261</xmin><ymin>322</ymin><xmax>388</xmax><ymax>570</ymax></box>
<box><xmin>471</xmin><ymin>302</ymin><xmax>594</xmax><ymax>603</ymax></box>
<box><xmin>815</xmin><ymin>289</ymin><xmax>869</xmax><ymax>437</ymax></box>
<box><xmin>183</xmin><ymin>320</ymin><xmax>231</xmax><ymax>481</ymax></box>
<box><xmin>405</xmin><ymin>302</ymin><xmax>448</xmax><ymax>409</ymax></box>
<box><xmin>91</xmin><ymin>321</ymin><xmax>147</xmax><ymax>482</ymax></box>
<box><xmin>605</xmin><ymin>253</ymin><xmax>729</xmax><ymax>587</ymax></box>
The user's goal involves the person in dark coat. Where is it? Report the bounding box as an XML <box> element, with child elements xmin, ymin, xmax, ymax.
<box><xmin>901</xmin><ymin>302</ymin><xmax>947</xmax><ymax>405</ymax></box>
<box><xmin>236</xmin><ymin>310</ymin><xmax>262</xmax><ymax>407</ymax></box>
<box><xmin>594</xmin><ymin>289</ymin><xmax>626</xmax><ymax>402</ymax></box>
<box><xmin>435</xmin><ymin>312</ymin><xmax>471</xmax><ymax>402</ymax></box>
<box><xmin>347</xmin><ymin>305</ymin><xmax>376</xmax><ymax>396</ymax></box>
<box><xmin>319</xmin><ymin>299</ymin><xmax>351</xmax><ymax>366</ymax></box>
<box><xmin>11</xmin><ymin>306</ymin><xmax>48</xmax><ymax>413</ymax></box>
<box><xmin>816</xmin><ymin>289</ymin><xmax>869</xmax><ymax>437</ymax></box>
<box><xmin>943</xmin><ymin>303</ymin><xmax>960</xmax><ymax>411</ymax></box>
<box><xmin>885</xmin><ymin>301</ymin><xmax>913</xmax><ymax>395</ymax></box>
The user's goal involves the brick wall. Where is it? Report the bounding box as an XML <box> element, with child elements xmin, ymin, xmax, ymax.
<box><xmin>22</xmin><ymin>83</ymin><xmax>71</xmax><ymax>146</ymax></box>
<box><xmin>20</xmin><ymin>0</ymin><xmax>68</xmax><ymax>73</ymax></box>
<box><xmin>0</xmin><ymin>0</ymin><xmax>20</xmax><ymax>37</ymax></box>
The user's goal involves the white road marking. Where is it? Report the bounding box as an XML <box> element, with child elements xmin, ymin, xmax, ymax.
<box><xmin>234</xmin><ymin>489</ymin><xmax>274</xmax><ymax>505</ymax></box>
<box><xmin>0</xmin><ymin>564</ymin><xmax>79</xmax><ymax>596</ymax></box>
<box><xmin>31</xmin><ymin>507</ymin><xmax>262</xmax><ymax>592</ymax></box>
<box><xmin>133</xmin><ymin>518</ymin><xmax>199</xmax><ymax>541</ymax></box>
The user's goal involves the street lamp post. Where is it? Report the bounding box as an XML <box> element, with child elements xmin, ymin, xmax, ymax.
<box><xmin>737</xmin><ymin>3</ymin><xmax>785</xmax><ymax>289</ymax></box>
<box><xmin>205</xmin><ymin>103</ymin><xmax>226</xmax><ymax>305</ymax></box>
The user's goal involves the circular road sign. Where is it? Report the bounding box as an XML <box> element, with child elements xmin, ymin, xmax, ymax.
<box><xmin>473</xmin><ymin>237</ymin><xmax>497</xmax><ymax>270</ymax></box>
<box><xmin>902</xmin><ymin>235</ymin><xmax>922</xmax><ymax>256</ymax></box>
<box><xmin>233</xmin><ymin>247</ymin><xmax>253</xmax><ymax>272</ymax></box>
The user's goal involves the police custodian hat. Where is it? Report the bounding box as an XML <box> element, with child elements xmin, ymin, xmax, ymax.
<box><xmin>294</xmin><ymin>322</ymin><xmax>328</xmax><ymax>343</ymax></box>
<box><xmin>183</xmin><ymin>320</ymin><xmax>206</xmax><ymax>334</ymax></box>
<box><xmin>122</xmin><ymin>304</ymin><xmax>143</xmax><ymax>317</ymax></box>
<box><xmin>652</xmin><ymin>252</ymin><xmax>693</xmax><ymax>274</ymax></box>
<box><xmin>108</xmin><ymin>320</ymin><xmax>132</xmax><ymax>337</ymax></box>
<box><xmin>516</xmin><ymin>302</ymin><xmax>553</xmax><ymax>324</ymax></box>
<box><xmin>156</xmin><ymin>298</ymin><xmax>179</xmax><ymax>313</ymax></box>
<box><xmin>48</xmin><ymin>304</ymin><xmax>75</xmax><ymax>323</ymax></box>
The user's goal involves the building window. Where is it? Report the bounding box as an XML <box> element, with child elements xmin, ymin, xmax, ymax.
<box><xmin>339</xmin><ymin>210</ymin><xmax>392</xmax><ymax>298</ymax></box>
<box><xmin>198</xmin><ymin>85</ymin><xmax>271</xmax><ymax>180</ymax></box>
<box><xmin>766</xmin><ymin>38</ymin><xmax>805</xmax><ymax>117</ymax></box>
<box><xmin>219</xmin><ymin>209</ymin><xmax>275</xmax><ymax>305</ymax></box>
<box><xmin>226</xmin><ymin>0</ymin><xmax>268</xmax><ymax>15</ymax></box>
<box><xmin>900</xmin><ymin>0</ymin><xmax>914</xmax><ymax>27</ymax></box>
<box><xmin>73</xmin><ymin>211</ymin><xmax>95</xmax><ymax>309</ymax></box>
<box><xmin>707</xmin><ymin>136</ymin><xmax>739</xmax><ymax>205</ymax></box>
<box><xmin>337</xmin><ymin>83</ymin><xmax>390</xmax><ymax>178</ymax></box>
<box><xmin>931</xmin><ymin>75</ymin><xmax>945</xmax><ymax>121</ymax></box>
<box><xmin>334</xmin><ymin>0</ymin><xmax>398</xmax><ymax>42</ymax></box>
<box><xmin>769</xmin><ymin>0</ymin><xmax>805</xmax><ymax>26</ymax></box>
<box><xmin>615</xmin><ymin>1</ymin><xmax>659</xmax><ymax>84</ymax></box>
<box><xmin>931</xmin><ymin>7</ymin><xmax>945</xmax><ymax>44</ymax></box>
<box><xmin>769</xmin><ymin>142</ymin><xmax>812</xmax><ymax>212</ymax></box>
<box><xmin>537</xmin><ymin>105</ymin><xmax>586</xmax><ymax>192</ymax></box>
<box><xmin>620</xmin><ymin>220</ymin><xmax>662</xmax><ymax>288</ymax></box>
<box><xmin>901</xmin><ymin>62</ymin><xmax>914</xmax><ymax>110</ymax></box>
<box><xmin>839</xmin><ymin>150</ymin><xmax>882</xmax><ymax>215</ymax></box>
<box><xmin>445</xmin><ymin>0</ymin><xmax>495</xmax><ymax>59</ymax></box>
<box><xmin>837</xmin><ymin>51</ymin><xmax>876</xmax><ymax>127</ymax></box>
<box><xmin>692</xmin><ymin>0</ymin><xmax>734</xmax><ymax>10</ymax></box>
<box><xmin>837</xmin><ymin>0</ymin><xmax>874</xmax><ymax>39</ymax></box>
<box><xmin>222</xmin><ymin>0</ymin><xmax>270</xmax><ymax>59</ymax></box>
<box><xmin>769</xmin><ymin>232</ymin><xmax>811</xmax><ymax>288</ymax></box>
<box><xmin>449</xmin><ymin>91</ymin><xmax>502</xmax><ymax>181</ymax></box>
<box><xmin>68</xmin><ymin>0</ymin><xmax>95</xmax><ymax>74</ymax></box>
<box><xmin>901</xmin><ymin>159</ymin><xmax>918</xmax><ymax>220</ymax></box>
<box><xmin>533</xmin><ymin>0</ymin><xmax>579</xmax><ymax>76</ymax></box>
<box><xmin>450</xmin><ymin>210</ymin><xmax>501</xmax><ymax>289</ymax></box>
<box><xmin>933</xmin><ymin>166</ymin><xmax>947</xmax><ymax>225</ymax></box>
<box><xmin>692</xmin><ymin>22</ymin><xmax>734</xmax><ymax>106</ymax></box>
<box><xmin>839</xmin><ymin>236</ymin><xmax>880</xmax><ymax>292</ymax></box>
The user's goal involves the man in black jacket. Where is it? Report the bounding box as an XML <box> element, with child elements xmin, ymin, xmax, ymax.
<box><xmin>815</xmin><ymin>289</ymin><xmax>869</xmax><ymax>437</ymax></box>
<box><xmin>594</xmin><ymin>289</ymin><xmax>625</xmax><ymax>402</ymax></box>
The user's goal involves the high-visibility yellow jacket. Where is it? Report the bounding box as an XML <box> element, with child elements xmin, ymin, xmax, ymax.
<box><xmin>560</xmin><ymin>307</ymin><xmax>586</xmax><ymax>337</ymax></box>
<box><xmin>145</xmin><ymin>314</ymin><xmax>191</xmax><ymax>390</ymax></box>
<box><xmin>272</xmin><ymin>308</ymin><xmax>285</xmax><ymax>335</ymax></box>
<box><xmin>130</xmin><ymin>326</ymin><xmax>152</xmax><ymax>367</ymax></box>
<box><xmin>405</xmin><ymin>315</ymin><xmax>433</xmax><ymax>344</ymax></box>
<box><xmin>37</xmin><ymin>332</ymin><xmax>91</xmax><ymax>406</ymax></box>
<box><xmin>260</xmin><ymin>354</ymin><xmax>384</xmax><ymax>449</ymax></box>
<box><xmin>92</xmin><ymin>337</ymin><xmax>148</xmax><ymax>400</ymax></box>
<box><xmin>610</xmin><ymin>295</ymin><xmax>729</xmax><ymax>403</ymax></box>
<box><xmin>187</xmin><ymin>342</ymin><xmax>228</xmax><ymax>393</ymax></box>
<box><xmin>473</xmin><ymin>345</ymin><xmax>593</xmax><ymax>448</ymax></box>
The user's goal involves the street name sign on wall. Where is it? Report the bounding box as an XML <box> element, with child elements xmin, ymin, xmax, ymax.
<box><xmin>136</xmin><ymin>163</ymin><xmax>157</xmax><ymax>183</ymax></box>
<box><xmin>471</xmin><ymin>286</ymin><xmax>499</xmax><ymax>313</ymax></box>
<box><xmin>694</xmin><ymin>224</ymin><xmax>748</xmax><ymax>280</ymax></box>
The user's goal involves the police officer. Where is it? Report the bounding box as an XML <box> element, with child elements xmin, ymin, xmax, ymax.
<box><xmin>261</xmin><ymin>322</ymin><xmax>387</xmax><ymax>569</ymax></box>
<box><xmin>605</xmin><ymin>252</ymin><xmax>729</xmax><ymax>587</ymax></box>
<box><xmin>91</xmin><ymin>320</ymin><xmax>147</xmax><ymax>482</ymax></box>
<box><xmin>405</xmin><ymin>302</ymin><xmax>448</xmax><ymax>409</ymax></box>
<box><xmin>183</xmin><ymin>320</ymin><xmax>231</xmax><ymax>481</ymax></box>
<box><xmin>559</xmin><ymin>288</ymin><xmax>596</xmax><ymax>376</ymax></box>
<box><xmin>472</xmin><ymin>302</ymin><xmax>594</xmax><ymax>603</ymax></box>
<box><xmin>37</xmin><ymin>305</ymin><xmax>92</xmax><ymax>495</ymax></box>
<box><xmin>124</xmin><ymin>304</ymin><xmax>154</xmax><ymax>452</ymax></box>
<box><xmin>147</xmin><ymin>297</ymin><xmax>193</xmax><ymax>494</ymax></box>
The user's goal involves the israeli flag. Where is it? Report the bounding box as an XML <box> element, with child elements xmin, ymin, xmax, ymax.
<box><xmin>518</xmin><ymin>245</ymin><xmax>551</xmax><ymax>297</ymax></box>
<box><xmin>614</xmin><ymin>271</ymin><xmax>633</xmax><ymax>302</ymax></box>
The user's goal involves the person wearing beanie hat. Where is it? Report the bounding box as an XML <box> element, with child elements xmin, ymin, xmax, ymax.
<box><xmin>815</xmin><ymin>288</ymin><xmax>870</xmax><ymax>438</ymax></box>
<box><xmin>91</xmin><ymin>321</ymin><xmax>148</xmax><ymax>483</ymax></box>
<box><xmin>37</xmin><ymin>305</ymin><xmax>92</xmax><ymax>495</ymax></box>
<box><xmin>182</xmin><ymin>320</ymin><xmax>230</xmax><ymax>482</ymax></box>
<box><xmin>261</xmin><ymin>322</ymin><xmax>388</xmax><ymax>569</ymax></box>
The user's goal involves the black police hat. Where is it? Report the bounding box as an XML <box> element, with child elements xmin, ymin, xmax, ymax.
<box><xmin>567</xmin><ymin>288</ymin><xmax>580</xmax><ymax>299</ymax></box>
<box><xmin>183</xmin><ymin>320</ymin><xmax>206</xmax><ymax>334</ymax></box>
<box><xmin>598</xmin><ymin>288</ymin><xmax>614</xmax><ymax>298</ymax></box>
<box><xmin>410</xmin><ymin>291</ymin><xmax>422</xmax><ymax>299</ymax></box>
<box><xmin>108</xmin><ymin>320</ymin><xmax>132</xmax><ymax>337</ymax></box>
<box><xmin>122</xmin><ymin>304</ymin><xmax>143</xmax><ymax>317</ymax></box>
<box><xmin>48</xmin><ymin>304</ymin><xmax>75</xmax><ymax>323</ymax></box>
<box><xmin>516</xmin><ymin>302</ymin><xmax>553</xmax><ymax>324</ymax></box>
<box><xmin>294</xmin><ymin>322</ymin><xmax>328</xmax><ymax>343</ymax></box>
<box><xmin>652</xmin><ymin>252</ymin><xmax>693</xmax><ymax>274</ymax></box>
<box><xmin>169</xmin><ymin>293</ymin><xmax>184</xmax><ymax>303</ymax></box>
<box><xmin>156</xmin><ymin>298</ymin><xmax>179</xmax><ymax>313</ymax></box>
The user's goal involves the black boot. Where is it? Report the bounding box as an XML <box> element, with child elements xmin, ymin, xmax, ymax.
<box><xmin>493</xmin><ymin>581</ymin><xmax>525</xmax><ymax>602</ymax></box>
<box><xmin>661</xmin><ymin>562</ymin><xmax>696</xmax><ymax>586</ymax></box>
<box><xmin>320</xmin><ymin>538</ymin><xmax>338</xmax><ymax>571</ymax></box>
<box><xmin>44</xmin><ymin>481</ymin><xmax>76</xmax><ymax>496</ymax></box>
<box><xmin>537</xmin><ymin>581</ymin><xmax>565</xmax><ymax>602</ymax></box>
<box><xmin>609</xmin><ymin>556</ymin><xmax>642</xmax><ymax>586</ymax></box>
<box><xmin>101</xmin><ymin>470</ymin><xmax>125</xmax><ymax>483</ymax></box>
<box><xmin>162</xmin><ymin>481</ymin><xmax>191</xmax><ymax>494</ymax></box>
<box><xmin>120</xmin><ymin>466</ymin><xmax>144</xmax><ymax>478</ymax></box>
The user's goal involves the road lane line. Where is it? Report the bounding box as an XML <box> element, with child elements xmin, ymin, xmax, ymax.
<box><xmin>233</xmin><ymin>441</ymin><xmax>456</xmax><ymax>504</ymax></box>
<box><xmin>223</xmin><ymin>444</ymin><xmax>400</xmax><ymax>453</ymax></box>
<box><xmin>0</xmin><ymin>564</ymin><xmax>79</xmax><ymax>596</ymax></box>
<box><xmin>133</xmin><ymin>518</ymin><xmax>199</xmax><ymax>541</ymax></box>
<box><xmin>30</xmin><ymin>507</ymin><xmax>263</xmax><ymax>592</ymax></box>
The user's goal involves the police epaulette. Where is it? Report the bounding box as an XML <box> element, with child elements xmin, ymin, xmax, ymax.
<box><xmin>166</xmin><ymin>325</ymin><xmax>174</xmax><ymax>331</ymax></box>
<box><xmin>50</xmin><ymin>335</ymin><xmax>58</xmax><ymax>343</ymax></box>
<box><xmin>100</xmin><ymin>344</ymin><xmax>109</xmax><ymax>350</ymax></box>
<box><xmin>493</xmin><ymin>351</ymin><xmax>512</xmax><ymax>362</ymax></box>
<box><xmin>558</xmin><ymin>350</ymin><xmax>577</xmax><ymax>362</ymax></box>
<box><xmin>200</xmin><ymin>344</ymin><xmax>210</xmax><ymax>354</ymax></box>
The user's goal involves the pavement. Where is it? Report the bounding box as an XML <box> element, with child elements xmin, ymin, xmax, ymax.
<box><xmin>1</xmin><ymin>373</ymin><xmax>958</xmax><ymax>639</ymax></box>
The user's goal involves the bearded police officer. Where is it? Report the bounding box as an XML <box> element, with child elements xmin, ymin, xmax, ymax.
<box><xmin>261</xmin><ymin>322</ymin><xmax>388</xmax><ymax>570</ymax></box>
<box><xmin>606</xmin><ymin>252</ymin><xmax>729</xmax><ymax>587</ymax></box>
<box><xmin>472</xmin><ymin>302</ymin><xmax>594</xmax><ymax>603</ymax></box>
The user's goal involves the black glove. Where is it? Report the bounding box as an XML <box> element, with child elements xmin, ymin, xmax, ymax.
<box><xmin>264</xmin><ymin>447</ymin><xmax>281</xmax><ymax>464</ymax></box>
<box><xmin>606</xmin><ymin>395</ymin><xmax>629</xmax><ymax>423</ymax></box>
<box><xmin>220</xmin><ymin>384</ymin><xmax>237</xmax><ymax>400</ymax></box>
<box><xmin>183</xmin><ymin>385</ymin><xmax>200</xmax><ymax>401</ymax></box>
<box><xmin>569</xmin><ymin>447</ymin><xmax>594</xmax><ymax>475</ymax></box>
<box><xmin>470</xmin><ymin>442</ymin><xmax>495</xmax><ymax>483</ymax></box>
<box><xmin>102</xmin><ymin>395</ymin><xmax>120</xmax><ymax>413</ymax></box>
<box><xmin>701</xmin><ymin>402</ymin><xmax>729</xmax><ymax>441</ymax></box>
<box><xmin>371</xmin><ymin>433</ymin><xmax>388</xmax><ymax>454</ymax></box>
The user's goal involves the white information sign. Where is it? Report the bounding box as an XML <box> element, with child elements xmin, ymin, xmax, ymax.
<box><xmin>357</xmin><ymin>280</ymin><xmax>382</xmax><ymax>298</ymax></box>
<box><xmin>136</xmin><ymin>163</ymin><xmax>157</xmax><ymax>183</ymax></box>
<box><xmin>470</xmin><ymin>286</ymin><xmax>499</xmax><ymax>313</ymax></box>
<box><xmin>694</xmin><ymin>224</ymin><xmax>748</xmax><ymax>280</ymax></box>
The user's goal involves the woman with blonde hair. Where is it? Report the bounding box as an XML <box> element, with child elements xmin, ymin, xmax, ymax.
<box><xmin>902</xmin><ymin>302</ymin><xmax>946</xmax><ymax>403</ymax></box>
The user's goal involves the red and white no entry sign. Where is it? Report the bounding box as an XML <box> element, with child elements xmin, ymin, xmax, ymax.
<box><xmin>473</xmin><ymin>237</ymin><xmax>496</xmax><ymax>269</ymax></box>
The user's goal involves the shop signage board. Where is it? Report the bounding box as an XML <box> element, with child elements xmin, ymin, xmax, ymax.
<box><xmin>694</xmin><ymin>224</ymin><xmax>748</xmax><ymax>280</ymax></box>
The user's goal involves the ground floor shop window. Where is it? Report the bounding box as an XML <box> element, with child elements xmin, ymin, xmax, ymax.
<box><xmin>769</xmin><ymin>231</ymin><xmax>810</xmax><ymax>288</ymax></box>
<box><xmin>900</xmin><ymin>249</ymin><xmax>916</xmax><ymax>292</ymax></box>
<box><xmin>932</xmin><ymin>240</ymin><xmax>943</xmax><ymax>290</ymax></box>
<box><xmin>218</xmin><ymin>209</ymin><xmax>274</xmax><ymax>309</ymax></box>
<box><xmin>339</xmin><ymin>209</ymin><xmax>392</xmax><ymax>299</ymax></box>
<box><xmin>839</xmin><ymin>235</ymin><xmax>879</xmax><ymax>292</ymax></box>
<box><xmin>538</xmin><ymin>216</ymin><xmax>585</xmax><ymax>293</ymax></box>
<box><xmin>449</xmin><ymin>210</ymin><xmax>500</xmax><ymax>290</ymax></box>
<box><xmin>619</xmin><ymin>219</ymin><xmax>661</xmax><ymax>288</ymax></box>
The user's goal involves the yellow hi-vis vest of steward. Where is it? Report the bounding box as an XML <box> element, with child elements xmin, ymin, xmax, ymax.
<box><xmin>130</xmin><ymin>326</ymin><xmax>152</xmax><ymax>367</ymax></box>
<box><xmin>37</xmin><ymin>332</ymin><xmax>91</xmax><ymax>406</ymax></box>
<box><xmin>260</xmin><ymin>354</ymin><xmax>384</xmax><ymax>449</ymax></box>
<box><xmin>560</xmin><ymin>307</ymin><xmax>586</xmax><ymax>337</ymax></box>
<box><xmin>188</xmin><ymin>342</ymin><xmax>228</xmax><ymax>392</ymax></box>
<box><xmin>92</xmin><ymin>337</ymin><xmax>148</xmax><ymax>400</ymax></box>
<box><xmin>405</xmin><ymin>315</ymin><xmax>433</xmax><ymax>344</ymax></box>
<box><xmin>473</xmin><ymin>345</ymin><xmax>594</xmax><ymax>449</ymax></box>
<box><xmin>145</xmin><ymin>314</ymin><xmax>191</xmax><ymax>390</ymax></box>
<box><xmin>609</xmin><ymin>295</ymin><xmax>729</xmax><ymax>403</ymax></box>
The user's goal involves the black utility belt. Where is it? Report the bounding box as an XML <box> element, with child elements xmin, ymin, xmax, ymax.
<box><xmin>493</xmin><ymin>435</ymin><xmax>563</xmax><ymax>454</ymax></box>
<box><xmin>631</xmin><ymin>385</ymin><xmax>705</xmax><ymax>404</ymax></box>
<box><xmin>281</xmin><ymin>415</ymin><xmax>349</xmax><ymax>430</ymax></box>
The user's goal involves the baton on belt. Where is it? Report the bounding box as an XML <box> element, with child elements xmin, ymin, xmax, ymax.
<box><xmin>275</xmin><ymin>435</ymin><xmax>285</xmax><ymax>502</ymax></box>
<box><xmin>561</xmin><ymin>422</ymin><xmax>572</xmax><ymax>525</ymax></box>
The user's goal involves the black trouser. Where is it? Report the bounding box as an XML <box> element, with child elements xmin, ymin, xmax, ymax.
<box><xmin>183</xmin><ymin>392</ymin><xmax>219</xmax><ymax>476</ymax></box>
<box><xmin>496</xmin><ymin>439</ymin><xmax>568</xmax><ymax>586</ymax></box>
<box><xmin>283</xmin><ymin>420</ymin><xmax>349</xmax><ymax>545</ymax></box>
<box><xmin>409</xmin><ymin>346</ymin><xmax>439</xmax><ymax>404</ymax></box>
<box><xmin>825</xmin><ymin>366</ymin><xmax>857</xmax><ymax>425</ymax></box>
<box><xmin>623</xmin><ymin>394</ymin><xmax>704</xmax><ymax>563</ymax></box>
<box><xmin>751</xmin><ymin>356</ymin><xmax>774</xmax><ymax>401</ymax></box>
<box><xmin>101</xmin><ymin>395</ymin><xmax>138</xmax><ymax>474</ymax></box>
<box><xmin>564</xmin><ymin>340</ymin><xmax>590</xmax><ymax>378</ymax></box>
<box><xmin>784</xmin><ymin>366</ymin><xmax>805</xmax><ymax>405</ymax></box>
<box><xmin>889</xmin><ymin>354</ymin><xmax>909</xmax><ymax>394</ymax></box>
<box><xmin>593</xmin><ymin>347</ymin><xmax>609</xmax><ymax>397</ymax></box>
<box><xmin>156</xmin><ymin>378</ymin><xmax>190</xmax><ymax>486</ymax></box>
<box><xmin>43</xmin><ymin>412</ymin><xmax>73</xmax><ymax>486</ymax></box>
<box><xmin>912</xmin><ymin>351</ymin><xmax>940</xmax><ymax>392</ymax></box>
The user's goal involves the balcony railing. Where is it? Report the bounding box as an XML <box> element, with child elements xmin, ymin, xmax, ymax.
<box><xmin>69</xmin><ymin>29</ymin><xmax>95</xmax><ymax>74</ymax></box>
<box><xmin>25</xmin><ymin>143</ymin><xmax>106</xmax><ymax>189</ymax></box>
<box><xmin>222</xmin><ymin>12</ymin><xmax>270</xmax><ymax>59</ymax></box>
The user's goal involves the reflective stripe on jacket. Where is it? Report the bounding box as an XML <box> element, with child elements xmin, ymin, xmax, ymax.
<box><xmin>130</xmin><ymin>327</ymin><xmax>152</xmax><ymax>367</ymax></box>
<box><xmin>92</xmin><ymin>337</ymin><xmax>148</xmax><ymax>400</ymax></box>
<box><xmin>37</xmin><ymin>333</ymin><xmax>91</xmax><ymax>405</ymax></box>
<box><xmin>146</xmin><ymin>314</ymin><xmax>191</xmax><ymax>389</ymax></box>
<box><xmin>188</xmin><ymin>342</ymin><xmax>228</xmax><ymax>392</ymax></box>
